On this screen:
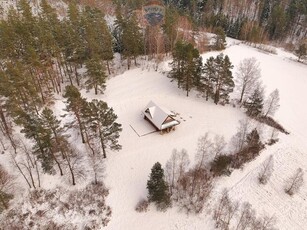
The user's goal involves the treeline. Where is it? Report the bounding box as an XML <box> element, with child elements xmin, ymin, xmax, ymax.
<box><xmin>0</xmin><ymin>1</ymin><xmax>125</xmax><ymax>218</ymax></box>
<box><xmin>113</xmin><ymin>0</ymin><xmax>306</xmax><ymax>44</ymax></box>
<box><xmin>140</xmin><ymin>123</ymin><xmax>268</xmax><ymax>213</ymax></box>
<box><xmin>0</xmin><ymin>0</ymin><xmax>125</xmax><ymax>205</ymax></box>
<box><xmin>164</xmin><ymin>0</ymin><xmax>307</xmax><ymax>43</ymax></box>
<box><xmin>168</xmin><ymin>40</ymin><xmax>286</xmax><ymax>137</ymax></box>
<box><xmin>141</xmin><ymin>122</ymin><xmax>303</xmax><ymax>228</ymax></box>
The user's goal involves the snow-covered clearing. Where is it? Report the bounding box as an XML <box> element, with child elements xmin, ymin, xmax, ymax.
<box><xmin>65</xmin><ymin>40</ymin><xmax>307</xmax><ymax>229</ymax></box>
<box><xmin>1</xmin><ymin>38</ymin><xmax>306</xmax><ymax>229</ymax></box>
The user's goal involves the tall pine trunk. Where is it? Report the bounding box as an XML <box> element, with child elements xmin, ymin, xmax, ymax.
<box><xmin>0</xmin><ymin>105</ymin><xmax>10</xmax><ymax>136</ymax></box>
<box><xmin>106</xmin><ymin>61</ymin><xmax>111</xmax><ymax>75</ymax></box>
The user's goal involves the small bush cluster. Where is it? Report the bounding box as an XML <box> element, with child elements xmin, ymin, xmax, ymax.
<box><xmin>135</xmin><ymin>199</ymin><xmax>149</xmax><ymax>213</ymax></box>
<box><xmin>210</xmin><ymin>128</ymin><xmax>265</xmax><ymax>177</ymax></box>
<box><xmin>0</xmin><ymin>183</ymin><xmax>111</xmax><ymax>229</ymax></box>
<box><xmin>174</xmin><ymin>168</ymin><xmax>213</xmax><ymax>214</ymax></box>
<box><xmin>210</xmin><ymin>155</ymin><xmax>232</xmax><ymax>176</ymax></box>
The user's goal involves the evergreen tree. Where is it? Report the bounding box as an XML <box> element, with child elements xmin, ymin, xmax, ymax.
<box><xmin>243</xmin><ymin>87</ymin><xmax>264</xmax><ymax>117</ymax></box>
<box><xmin>113</xmin><ymin>4</ymin><xmax>125</xmax><ymax>54</ymax></box>
<box><xmin>85</xmin><ymin>57</ymin><xmax>107</xmax><ymax>95</ymax></box>
<box><xmin>63</xmin><ymin>85</ymin><xmax>87</xmax><ymax>143</ymax></box>
<box><xmin>214</xmin><ymin>27</ymin><xmax>226</xmax><ymax>50</ymax></box>
<box><xmin>40</xmin><ymin>108</ymin><xmax>68</xmax><ymax>158</ymax></box>
<box><xmin>114</xmin><ymin>6</ymin><xmax>143</xmax><ymax>69</ymax></box>
<box><xmin>267</xmin><ymin>5</ymin><xmax>287</xmax><ymax>40</ymax></box>
<box><xmin>204</xmin><ymin>54</ymin><xmax>234</xmax><ymax>104</ymax></box>
<box><xmin>245</xmin><ymin>128</ymin><xmax>263</xmax><ymax>155</ymax></box>
<box><xmin>64</xmin><ymin>2</ymin><xmax>86</xmax><ymax>85</ymax></box>
<box><xmin>147</xmin><ymin>162</ymin><xmax>170</xmax><ymax>210</ymax></box>
<box><xmin>122</xmin><ymin>14</ymin><xmax>144</xmax><ymax>69</ymax></box>
<box><xmin>202</xmin><ymin>56</ymin><xmax>215</xmax><ymax>101</ymax></box>
<box><xmin>295</xmin><ymin>43</ymin><xmax>307</xmax><ymax>62</ymax></box>
<box><xmin>260</xmin><ymin>0</ymin><xmax>271</xmax><ymax>26</ymax></box>
<box><xmin>81</xmin><ymin>6</ymin><xmax>114</xmax><ymax>73</ymax></box>
<box><xmin>17</xmin><ymin>111</ymin><xmax>57</xmax><ymax>174</ymax></box>
<box><xmin>169</xmin><ymin>41</ymin><xmax>202</xmax><ymax>97</ymax></box>
<box><xmin>83</xmin><ymin>99</ymin><xmax>122</xmax><ymax>158</ymax></box>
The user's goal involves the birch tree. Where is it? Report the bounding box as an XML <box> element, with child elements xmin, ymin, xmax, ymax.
<box><xmin>165</xmin><ymin>148</ymin><xmax>190</xmax><ymax>195</ymax></box>
<box><xmin>263</xmin><ymin>89</ymin><xmax>280</xmax><ymax>117</ymax></box>
<box><xmin>235</xmin><ymin>57</ymin><xmax>261</xmax><ymax>104</ymax></box>
<box><xmin>258</xmin><ymin>155</ymin><xmax>274</xmax><ymax>184</ymax></box>
<box><xmin>285</xmin><ymin>168</ymin><xmax>304</xmax><ymax>196</ymax></box>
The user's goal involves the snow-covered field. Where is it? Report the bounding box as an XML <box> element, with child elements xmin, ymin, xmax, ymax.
<box><xmin>1</xmin><ymin>37</ymin><xmax>306</xmax><ymax>229</ymax></box>
<box><xmin>82</xmin><ymin>40</ymin><xmax>307</xmax><ymax>230</ymax></box>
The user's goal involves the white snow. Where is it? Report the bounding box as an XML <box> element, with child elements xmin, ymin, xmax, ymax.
<box><xmin>1</xmin><ymin>37</ymin><xmax>307</xmax><ymax>229</ymax></box>
<box><xmin>93</xmin><ymin>40</ymin><xmax>307</xmax><ymax>230</ymax></box>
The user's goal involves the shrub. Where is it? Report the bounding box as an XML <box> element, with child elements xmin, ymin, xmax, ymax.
<box><xmin>135</xmin><ymin>199</ymin><xmax>149</xmax><ymax>213</ymax></box>
<box><xmin>210</xmin><ymin>155</ymin><xmax>232</xmax><ymax>176</ymax></box>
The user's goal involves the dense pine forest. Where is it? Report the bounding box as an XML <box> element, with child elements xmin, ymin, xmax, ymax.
<box><xmin>0</xmin><ymin>0</ymin><xmax>306</xmax><ymax>229</ymax></box>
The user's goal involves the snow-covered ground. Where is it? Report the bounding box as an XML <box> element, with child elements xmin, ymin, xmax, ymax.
<box><xmin>1</xmin><ymin>37</ymin><xmax>306</xmax><ymax>229</ymax></box>
<box><xmin>82</xmin><ymin>40</ymin><xmax>306</xmax><ymax>230</ymax></box>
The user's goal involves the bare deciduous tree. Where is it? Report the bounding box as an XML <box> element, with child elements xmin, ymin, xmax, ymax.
<box><xmin>195</xmin><ymin>133</ymin><xmax>213</xmax><ymax>169</ymax></box>
<box><xmin>230</xmin><ymin>118</ymin><xmax>251</xmax><ymax>153</ymax></box>
<box><xmin>176</xmin><ymin>168</ymin><xmax>213</xmax><ymax>214</ymax></box>
<box><xmin>235</xmin><ymin>58</ymin><xmax>261</xmax><ymax>104</ymax></box>
<box><xmin>0</xmin><ymin>164</ymin><xmax>14</xmax><ymax>211</ymax></box>
<box><xmin>213</xmin><ymin>135</ymin><xmax>227</xmax><ymax>158</ymax></box>
<box><xmin>213</xmin><ymin>189</ymin><xmax>239</xmax><ymax>229</ymax></box>
<box><xmin>165</xmin><ymin>149</ymin><xmax>190</xmax><ymax>195</ymax></box>
<box><xmin>213</xmin><ymin>191</ymin><xmax>278</xmax><ymax>230</ymax></box>
<box><xmin>253</xmin><ymin>214</ymin><xmax>277</xmax><ymax>230</ymax></box>
<box><xmin>89</xmin><ymin>153</ymin><xmax>105</xmax><ymax>185</ymax></box>
<box><xmin>285</xmin><ymin>168</ymin><xmax>304</xmax><ymax>196</ymax></box>
<box><xmin>235</xmin><ymin>202</ymin><xmax>256</xmax><ymax>230</ymax></box>
<box><xmin>63</xmin><ymin>146</ymin><xmax>85</xmax><ymax>186</ymax></box>
<box><xmin>258</xmin><ymin>155</ymin><xmax>274</xmax><ymax>184</ymax></box>
<box><xmin>9</xmin><ymin>139</ymin><xmax>41</xmax><ymax>189</ymax></box>
<box><xmin>263</xmin><ymin>89</ymin><xmax>280</xmax><ymax>117</ymax></box>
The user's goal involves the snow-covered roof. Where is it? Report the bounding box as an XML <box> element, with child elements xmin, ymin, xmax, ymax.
<box><xmin>143</xmin><ymin>101</ymin><xmax>179</xmax><ymax>130</ymax></box>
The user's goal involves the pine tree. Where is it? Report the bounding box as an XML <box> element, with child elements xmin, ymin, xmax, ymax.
<box><xmin>169</xmin><ymin>41</ymin><xmax>202</xmax><ymax>97</ymax></box>
<box><xmin>243</xmin><ymin>87</ymin><xmax>264</xmax><ymax>117</ymax></box>
<box><xmin>204</xmin><ymin>54</ymin><xmax>234</xmax><ymax>104</ymax></box>
<box><xmin>147</xmin><ymin>162</ymin><xmax>170</xmax><ymax>210</ymax></box>
<box><xmin>202</xmin><ymin>56</ymin><xmax>215</xmax><ymax>101</ymax></box>
<box><xmin>83</xmin><ymin>99</ymin><xmax>122</xmax><ymax>158</ymax></box>
<box><xmin>81</xmin><ymin>6</ymin><xmax>114</xmax><ymax>73</ymax></box>
<box><xmin>40</xmin><ymin>108</ymin><xmax>68</xmax><ymax>158</ymax></box>
<box><xmin>259</xmin><ymin>0</ymin><xmax>271</xmax><ymax>26</ymax></box>
<box><xmin>245</xmin><ymin>128</ymin><xmax>263</xmax><ymax>155</ymax></box>
<box><xmin>113</xmin><ymin>4</ymin><xmax>125</xmax><ymax>54</ymax></box>
<box><xmin>17</xmin><ymin>111</ymin><xmax>56</xmax><ymax>174</ymax></box>
<box><xmin>214</xmin><ymin>27</ymin><xmax>226</xmax><ymax>50</ymax></box>
<box><xmin>63</xmin><ymin>85</ymin><xmax>87</xmax><ymax>143</ymax></box>
<box><xmin>122</xmin><ymin>14</ymin><xmax>144</xmax><ymax>69</ymax></box>
<box><xmin>114</xmin><ymin>7</ymin><xmax>143</xmax><ymax>69</ymax></box>
<box><xmin>267</xmin><ymin>5</ymin><xmax>287</xmax><ymax>40</ymax></box>
<box><xmin>85</xmin><ymin>57</ymin><xmax>107</xmax><ymax>95</ymax></box>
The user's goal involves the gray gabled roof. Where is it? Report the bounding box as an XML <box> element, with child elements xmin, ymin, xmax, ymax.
<box><xmin>143</xmin><ymin>101</ymin><xmax>179</xmax><ymax>130</ymax></box>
